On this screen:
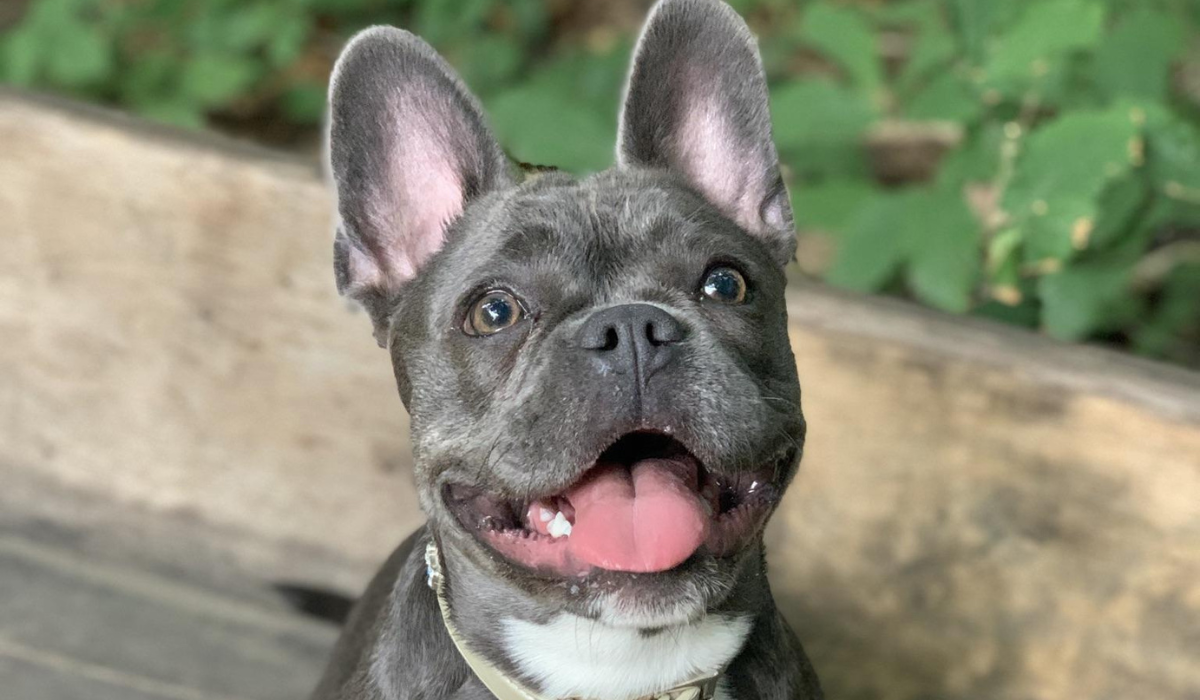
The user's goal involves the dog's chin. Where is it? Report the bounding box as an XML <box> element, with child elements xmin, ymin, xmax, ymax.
<box><xmin>583</xmin><ymin>550</ymin><xmax>754</xmax><ymax>628</ymax></box>
<box><xmin>592</xmin><ymin>582</ymin><xmax>720</xmax><ymax>628</ymax></box>
<box><xmin>437</xmin><ymin>431</ymin><xmax>791</xmax><ymax>622</ymax></box>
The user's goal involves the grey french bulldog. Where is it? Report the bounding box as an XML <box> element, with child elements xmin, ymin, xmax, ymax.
<box><xmin>310</xmin><ymin>0</ymin><xmax>822</xmax><ymax>698</ymax></box>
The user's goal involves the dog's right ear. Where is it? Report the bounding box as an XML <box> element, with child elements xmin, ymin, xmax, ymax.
<box><xmin>327</xmin><ymin>27</ymin><xmax>512</xmax><ymax>345</ymax></box>
<box><xmin>619</xmin><ymin>0</ymin><xmax>794</xmax><ymax>265</ymax></box>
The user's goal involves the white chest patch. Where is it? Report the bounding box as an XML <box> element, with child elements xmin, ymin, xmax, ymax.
<box><xmin>502</xmin><ymin>612</ymin><xmax>750</xmax><ymax>700</ymax></box>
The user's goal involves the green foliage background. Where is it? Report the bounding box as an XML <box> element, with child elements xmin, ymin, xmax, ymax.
<box><xmin>3</xmin><ymin>0</ymin><xmax>1200</xmax><ymax>366</ymax></box>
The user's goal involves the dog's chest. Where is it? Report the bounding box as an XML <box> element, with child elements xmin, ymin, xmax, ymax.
<box><xmin>500</xmin><ymin>613</ymin><xmax>750</xmax><ymax>700</ymax></box>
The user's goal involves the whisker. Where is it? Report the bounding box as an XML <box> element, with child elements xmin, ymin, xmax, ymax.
<box><xmin>760</xmin><ymin>395</ymin><xmax>798</xmax><ymax>409</ymax></box>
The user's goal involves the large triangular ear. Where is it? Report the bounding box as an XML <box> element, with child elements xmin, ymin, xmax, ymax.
<box><xmin>327</xmin><ymin>27</ymin><xmax>513</xmax><ymax>345</ymax></box>
<box><xmin>618</xmin><ymin>0</ymin><xmax>794</xmax><ymax>264</ymax></box>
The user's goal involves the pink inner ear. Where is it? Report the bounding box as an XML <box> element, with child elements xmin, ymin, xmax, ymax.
<box><xmin>673</xmin><ymin>89</ymin><xmax>766</xmax><ymax>234</ymax></box>
<box><xmin>359</xmin><ymin>89</ymin><xmax>471</xmax><ymax>290</ymax></box>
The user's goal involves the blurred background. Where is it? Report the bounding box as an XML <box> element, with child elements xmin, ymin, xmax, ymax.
<box><xmin>3</xmin><ymin>0</ymin><xmax>1199</xmax><ymax>366</ymax></box>
<box><xmin>2</xmin><ymin>2</ymin><xmax>1200</xmax><ymax>700</ymax></box>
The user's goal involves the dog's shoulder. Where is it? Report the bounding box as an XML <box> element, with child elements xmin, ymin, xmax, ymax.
<box><xmin>309</xmin><ymin>527</ymin><xmax>475</xmax><ymax>700</ymax></box>
<box><xmin>724</xmin><ymin>609</ymin><xmax>825</xmax><ymax>700</ymax></box>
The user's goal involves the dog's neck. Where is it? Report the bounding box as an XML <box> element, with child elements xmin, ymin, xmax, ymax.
<box><xmin>435</xmin><ymin>539</ymin><xmax>767</xmax><ymax>700</ymax></box>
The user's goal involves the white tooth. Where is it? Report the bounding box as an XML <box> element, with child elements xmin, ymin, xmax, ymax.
<box><xmin>539</xmin><ymin>507</ymin><xmax>555</xmax><ymax>523</ymax></box>
<box><xmin>547</xmin><ymin>511</ymin><xmax>573</xmax><ymax>538</ymax></box>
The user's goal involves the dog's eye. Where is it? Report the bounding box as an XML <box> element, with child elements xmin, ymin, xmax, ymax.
<box><xmin>464</xmin><ymin>290</ymin><xmax>524</xmax><ymax>336</ymax></box>
<box><xmin>701</xmin><ymin>267</ymin><xmax>747</xmax><ymax>304</ymax></box>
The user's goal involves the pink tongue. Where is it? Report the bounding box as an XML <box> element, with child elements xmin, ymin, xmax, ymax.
<box><xmin>565</xmin><ymin>459</ymin><xmax>709</xmax><ymax>573</ymax></box>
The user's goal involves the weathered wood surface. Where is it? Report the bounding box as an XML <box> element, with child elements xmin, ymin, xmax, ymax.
<box><xmin>0</xmin><ymin>480</ymin><xmax>339</xmax><ymax>700</ymax></box>
<box><xmin>2</xmin><ymin>91</ymin><xmax>1199</xmax><ymax>700</ymax></box>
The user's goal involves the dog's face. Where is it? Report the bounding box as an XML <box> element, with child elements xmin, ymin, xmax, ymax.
<box><xmin>327</xmin><ymin>0</ymin><xmax>804</xmax><ymax>628</ymax></box>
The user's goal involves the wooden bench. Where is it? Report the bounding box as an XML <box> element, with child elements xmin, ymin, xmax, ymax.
<box><xmin>2</xmin><ymin>90</ymin><xmax>1198</xmax><ymax>700</ymax></box>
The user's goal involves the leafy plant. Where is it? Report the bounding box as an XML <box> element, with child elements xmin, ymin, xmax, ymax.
<box><xmin>0</xmin><ymin>0</ymin><xmax>558</xmax><ymax>134</ymax></box>
<box><xmin>775</xmin><ymin>0</ymin><xmax>1200</xmax><ymax>366</ymax></box>
<box><xmin>2</xmin><ymin>0</ymin><xmax>1199</xmax><ymax>366</ymax></box>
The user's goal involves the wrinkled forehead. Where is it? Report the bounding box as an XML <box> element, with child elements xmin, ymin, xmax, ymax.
<box><xmin>448</xmin><ymin>171</ymin><xmax>745</xmax><ymax>291</ymax></box>
<box><xmin>500</xmin><ymin>174</ymin><xmax>677</xmax><ymax>257</ymax></box>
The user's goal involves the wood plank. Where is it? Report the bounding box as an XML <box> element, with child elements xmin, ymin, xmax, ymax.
<box><xmin>0</xmin><ymin>530</ymin><xmax>335</xmax><ymax>700</ymax></box>
<box><xmin>775</xmin><ymin>288</ymin><xmax>1200</xmax><ymax>699</ymax></box>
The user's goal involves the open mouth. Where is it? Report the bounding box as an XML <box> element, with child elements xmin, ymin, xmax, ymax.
<box><xmin>443</xmin><ymin>431</ymin><xmax>786</xmax><ymax>577</ymax></box>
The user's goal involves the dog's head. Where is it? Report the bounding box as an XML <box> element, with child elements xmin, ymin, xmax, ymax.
<box><xmin>327</xmin><ymin>0</ymin><xmax>804</xmax><ymax>628</ymax></box>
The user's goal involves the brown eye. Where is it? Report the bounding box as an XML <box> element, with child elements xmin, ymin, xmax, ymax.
<box><xmin>701</xmin><ymin>267</ymin><xmax>747</xmax><ymax>304</ymax></box>
<box><xmin>464</xmin><ymin>290</ymin><xmax>524</xmax><ymax>336</ymax></box>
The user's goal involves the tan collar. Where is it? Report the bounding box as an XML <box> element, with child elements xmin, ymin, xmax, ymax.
<box><xmin>425</xmin><ymin>541</ymin><xmax>724</xmax><ymax>700</ymax></box>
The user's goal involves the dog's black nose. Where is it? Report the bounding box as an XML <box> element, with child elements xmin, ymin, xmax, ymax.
<box><xmin>576</xmin><ymin>303</ymin><xmax>685</xmax><ymax>381</ymax></box>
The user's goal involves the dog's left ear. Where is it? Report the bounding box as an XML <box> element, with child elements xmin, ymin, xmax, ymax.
<box><xmin>327</xmin><ymin>27</ymin><xmax>513</xmax><ymax>346</ymax></box>
<box><xmin>618</xmin><ymin>0</ymin><xmax>794</xmax><ymax>264</ymax></box>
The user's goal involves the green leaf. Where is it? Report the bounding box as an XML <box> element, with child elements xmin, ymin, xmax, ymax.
<box><xmin>457</xmin><ymin>36</ymin><xmax>523</xmax><ymax>91</ymax></box>
<box><xmin>771</xmin><ymin>80</ymin><xmax>876</xmax><ymax>178</ymax></box>
<box><xmin>499</xmin><ymin>47</ymin><xmax>628</xmax><ymax>119</ymax></box>
<box><xmin>1132</xmin><ymin>263</ymin><xmax>1200</xmax><ymax>363</ymax></box>
<box><xmin>974</xmin><ymin>298</ymin><xmax>1041</xmax><ymax>327</ymax></box>
<box><xmin>1124</xmin><ymin>192</ymin><xmax>1200</xmax><ymax>256</ymax></box>
<box><xmin>1021</xmin><ymin>195</ymin><xmax>1097</xmax><ymax>261</ymax></box>
<box><xmin>983</xmin><ymin>226</ymin><xmax>1036</xmax><ymax>307</ymax></box>
<box><xmin>984</xmin><ymin>0</ymin><xmax>1105</xmax><ymax>86</ymax></box>
<box><xmin>937</xmin><ymin>123</ymin><xmax>1004</xmax><ymax>186</ymax></box>
<box><xmin>724</xmin><ymin>0</ymin><xmax>761</xmax><ymax>13</ymax></box>
<box><xmin>1</xmin><ymin>28</ymin><xmax>43</xmax><ymax>85</ymax></box>
<box><xmin>502</xmin><ymin>0</ymin><xmax>549</xmax><ymax>37</ymax></box>
<box><xmin>486</xmin><ymin>85</ymin><xmax>613</xmax><ymax>173</ymax></box>
<box><xmin>188</xmin><ymin>4</ymin><xmax>233</xmax><ymax>53</ymax></box>
<box><xmin>137</xmin><ymin>99</ymin><xmax>206</xmax><ymax>129</ymax></box>
<box><xmin>1146</xmin><ymin>109</ymin><xmax>1200</xmax><ymax>193</ymax></box>
<box><xmin>1089</xmin><ymin>175</ymin><xmax>1149</xmax><ymax>250</ymax></box>
<box><xmin>222</xmin><ymin>3</ymin><xmax>288</xmax><ymax>51</ymax></box>
<box><xmin>799</xmin><ymin>3</ymin><xmax>882</xmax><ymax>94</ymax></box>
<box><xmin>1041</xmin><ymin>56</ymin><xmax>1104</xmax><ymax>112</ymax></box>
<box><xmin>21</xmin><ymin>0</ymin><xmax>92</xmax><ymax>31</ymax></box>
<box><xmin>904</xmin><ymin>188</ymin><xmax>982</xmax><ymax>312</ymax></box>
<box><xmin>178</xmin><ymin>53</ymin><xmax>261</xmax><ymax>107</ymax></box>
<box><xmin>302</xmin><ymin>0</ymin><xmax>382</xmax><ymax>12</ymax></box>
<box><xmin>872</xmin><ymin>0</ymin><xmax>945</xmax><ymax>31</ymax></box>
<box><xmin>1038</xmin><ymin>260</ymin><xmax>1130</xmax><ymax>340</ymax></box>
<box><xmin>267</xmin><ymin>15</ymin><xmax>311</xmax><ymax>68</ymax></box>
<box><xmin>947</xmin><ymin>0</ymin><xmax>1006</xmax><ymax>63</ymax></box>
<box><xmin>904</xmin><ymin>72</ymin><xmax>982</xmax><ymax>123</ymax></box>
<box><xmin>772</xmin><ymin>80</ymin><xmax>875</xmax><ymax>147</ymax></box>
<box><xmin>415</xmin><ymin>0</ymin><xmax>494</xmax><ymax>45</ymax></box>
<box><xmin>1008</xmin><ymin>108</ymin><xmax>1137</xmax><ymax>204</ymax></box>
<box><xmin>899</xmin><ymin>28</ymin><xmax>957</xmax><ymax>91</ymax></box>
<box><xmin>119</xmin><ymin>51</ymin><xmax>176</xmax><ymax>106</ymax></box>
<box><xmin>792</xmin><ymin>181</ymin><xmax>876</xmax><ymax>231</ymax></box>
<box><xmin>1091</xmin><ymin>8</ymin><xmax>1186</xmax><ymax>102</ymax></box>
<box><xmin>45</xmin><ymin>20</ymin><xmax>113</xmax><ymax>88</ymax></box>
<box><xmin>826</xmin><ymin>194</ymin><xmax>907</xmax><ymax>292</ymax></box>
<box><xmin>987</xmin><ymin>227</ymin><xmax>1023</xmax><ymax>278</ymax></box>
<box><xmin>281</xmin><ymin>82</ymin><xmax>327</xmax><ymax>123</ymax></box>
<box><xmin>1003</xmin><ymin>108</ymin><xmax>1141</xmax><ymax>261</ymax></box>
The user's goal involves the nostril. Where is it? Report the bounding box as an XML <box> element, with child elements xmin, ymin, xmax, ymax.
<box><xmin>601</xmin><ymin>327</ymin><xmax>619</xmax><ymax>352</ymax></box>
<box><xmin>646</xmin><ymin>319</ymin><xmax>681</xmax><ymax>346</ymax></box>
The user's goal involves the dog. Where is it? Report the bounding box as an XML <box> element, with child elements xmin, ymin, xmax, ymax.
<box><xmin>310</xmin><ymin>0</ymin><xmax>822</xmax><ymax>697</ymax></box>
